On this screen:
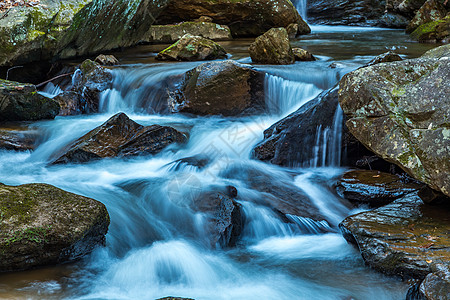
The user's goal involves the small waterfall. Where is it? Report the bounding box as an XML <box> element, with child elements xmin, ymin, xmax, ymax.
<box><xmin>38</xmin><ymin>82</ymin><xmax>63</xmax><ymax>98</ymax></box>
<box><xmin>293</xmin><ymin>0</ymin><xmax>308</xmax><ymax>22</ymax></box>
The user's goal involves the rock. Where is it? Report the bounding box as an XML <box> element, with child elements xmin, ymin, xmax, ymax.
<box><xmin>292</xmin><ymin>48</ymin><xmax>316</xmax><ymax>61</ymax></box>
<box><xmin>386</xmin><ymin>0</ymin><xmax>428</xmax><ymax>18</ymax></box>
<box><xmin>53</xmin><ymin>113</ymin><xmax>187</xmax><ymax>164</ymax></box>
<box><xmin>55</xmin><ymin>59</ymin><xmax>112</xmax><ymax>115</ymax></box>
<box><xmin>286</xmin><ymin>23</ymin><xmax>299</xmax><ymax>39</ymax></box>
<box><xmin>336</xmin><ymin>170</ymin><xmax>424</xmax><ymax>207</ymax></box>
<box><xmin>0</xmin><ymin>0</ymin><xmax>94</xmax><ymax>66</ymax></box>
<box><xmin>421</xmin><ymin>44</ymin><xmax>450</xmax><ymax>58</ymax></box>
<box><xmin>410</xmin><ymin>15</ymin><xmax>450</xmax><ymax>43</ymax></box>
<box><xmin>252</xmin><ymin>87</ymin><xmax>341</xmax><ymax>166</ymax></box>
<box><xmin>94</xmin><ymin>54</ymin><xmax>119</xmax><ymax>66</ymax></box>
<box><xmin>192</xmin><ymin>191</ymin><xmax>243</xmax><ymax>247</ymax></box>
<box><xmin>338</xmin><ymin>52</ymin><xmax>450</xmax><ymax>197</ymax></box>
<box><xmin>195</xmin><ymin>16</ymin><xmax>213</xmax><ymax>23</ymax></box>
<box><xmin>0</xmin><ymin>183</ymin><xmax>109</xmax><ymax>272</ymax></box>
<box><xmin>0</xmin><ymin>79</ymin><xmax>60</xmax><ymax>121</ymax></box>
<box><xmin>406</xmin><ymin>0</ymin><xmax>447</xmax><ymax>33</ymax></box>
<box><xmin>366</xmin><ymin>51</ymin><xmax>403</xmax><ymax>66</ymax></box>
<box><xmin>144</xmin><ymin>22</ymin><xmax>232</xmax><ymax>44</ymax></box>
<box><xmin>340</xmin><ymin>193</ymin><xmax>450</xmax><ymax>279</ymax></box>
<box><xmin>0</xmin><ymin>125</ymin><xmax>40</xmax><ymax>151</ymax></box>
<box><xmin>249</xmin><ymin>28</ymin><xmax>294</xmax><ymax>65</ymax></box>
<box><xmin>56</xmin><ymin>0</ymin><xmax>169</xmax><ymax>60</ymax></box>
<box><xmin>168</xmin><ymin>60</ymin><xmax>265</xmax><ymax>116</ymax></box>
<box><xmin>156</xmin><ymin>34</ymin><xmax>227</xmax><ymax>61</ymax></box>
<box><xmin>155</xmin><ymin>0</ymin><xmax>310</xmax><ymax>37</ymax></box>
<box><xmin>412</xmin><ymin>264</ymin><xmax>450</xmax><ymax>300</ymax></box>
<box><xmin>157</xmin><ymin>297</ymin><xmax>194</xmax><ymax>300</ymax></box>
<box><xmin>379</xmin><ymin>12</ymin><xmax>411</xmax><ymax>28</ymax></box>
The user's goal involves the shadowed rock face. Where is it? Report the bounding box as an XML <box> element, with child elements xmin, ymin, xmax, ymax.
<box><xmin>336</xmin><ymin>170</ymin><xmax>424</xmax><ymax>207</ymax></box>
<box><xmin>340</xmin><ymin>193</ymin><xmax>450</xmax><ymax>280</ymax></box>
<box><xmin>53</xmin><ymin>112</ymin><xmax>187</xmax><ymax>164</ymax></box>
<box><xmin>156</xmin><ymin>34</ymin><xmax>227</xmax><ymax>61</ymax></box>
<box><xmin>0</xmin><ymin>79</ymin><xmax>60</xmax><ymax>121</ymax></box>
<box><xmin>0</xmin><ymin>183</ymin><xmax>109</xmax><ymax>272</ymax></box>
<box><xmin>249</xmin><ymin>28</ymin><xmax>295</xmax><ymax>65</ymax></box>
<box><xmin>168</xmin><ymin>60</ymin><xmax>265</xmax><ymax>116</ymax></box>
<box><xmin>155</xmin><ymin>0</ymin><xmax>310</xmax><ymax>37</ymax></box>
<box><xmin>339</xmin><ymin>46</ymin><xmax>450</xmax><ymax>197</ymax></box>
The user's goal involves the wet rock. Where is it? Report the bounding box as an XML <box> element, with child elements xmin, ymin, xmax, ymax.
<box><xmin>166</xmin><ymin>155</ymin><xmax>210</xmax><ymax>171</ymax></box>
<box><xmin>94</xmin><ymin>54</ymin><xmax>119</xmax><ymax>66</ymax></box>
<box><xmin>192</xmin><ymin>191</ymin><xmax>243</xmax><ymax>248</ymax></box>
<box><xmin>145</xmin><ymin>22</ymin><xmax>232</xmax><ymax>44</ymax></box>
<box><xmin>421</xmin><ymin>44</ymin><xmax>450</xmax><ymax>58</ymax></box>
<box><xmin>157</xmin><ymin>298</ymin><xmax>194</xmax><ymax>300</ymax></box>
<box><xmin>0</xmin><ymin>125</ymin><xmax>40</xmax><ymax>151</ymax></box>
<box><xmin>336</xmin><ymin>170</ymin><xmax>424</xmax><ymax>207</ymax></box>
<box><xmin>410</xmin><ymin>14</ymin><xmax>450</xmax><ymax>43</ymax></box>
<box><xmin>252</xmin><ymin>87</ymin><xmax>341</xmax><ymax>167</ymax></box>
<box><xmin>338</xmin><ymin>47</ymin><xmax>450</xmax><ymax>197</ymax></box>
<box><xmin>410</xmin><ymin>264</ymin><xmax>450</xmax><ymax>300</ymax></box>
<box><xmin>292</xmin><ymin>48</ymin><xmax>316</xmax><ymax>61</ymax></box>
<box><xmin>386</xmin><ymin>0</ymin><xmax>428</xmax><ymax>18</ymax></box>
<box><xmin>56</xmin><ymin>0</ymin><xmax>170</xmax><ymax>60</ymax></box>
<box><xmin>53</xmin><ymin>113</ymin><xmax>187</xmax><ymax>164</ymax></box>
<box><xmin>55</xmin><ymin>59</ymin><xmax>112</xmax><ymax>115</ymax></box>
<box><xmin>168</xmin><ymin>60</ymin><xmax>265</xmax><ymax>116</ymax></box>
<box><xmin>0</xmin><ymin>183</ymin><xmax>109</xmax><ymax>272</ymax></box>
<box><xmin>406</xmin><ymin>0</ymin><xmax>447</xmax><ymax>33</ymax></box>
<box><xmin>0</xmin><ymin>79</ymin><xmax>59</xmax><ymax>121</ymax></box>
<box><xmin>379</xmin><ymin>12</ymin><xmax>411</xmax><ymax>28</ymax></box>
<box><xmin>249</xmin><ymin>28</ymin><xmax>295</xmax><ymax>65</ymax></box>
<box><xmin>155</xmin><ymin>0</ymin><xmax>310</xmax><ymax>37</ymax></box>
<box><xmin>156</xmin><ymin>34</ymin><xmax>227</xmax><ymax>61</ymax></box>
<box><xmin>340</xmin><ymin>193</ymin><xmax>450</xmax><ymax>279</ymax></box>
<box><xmin>0</xmin><ymin>0</ymin><xmax>94</xmax><ymax>66</ymax></box>
<box><xmin>366</xmin><ymin>51</ymin><xmax>403</xmax><ymax>66</ymax></box>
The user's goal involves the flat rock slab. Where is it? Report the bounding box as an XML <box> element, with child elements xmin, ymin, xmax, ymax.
<box><xmin>0</xmin><ymin>183</ymin><xmax>109</xmax><ymax>272</ymax></box>
<box><xmin>340</xmin><ymin>193</ymin><xmax>450</xmax><ymax>280</ymax></box>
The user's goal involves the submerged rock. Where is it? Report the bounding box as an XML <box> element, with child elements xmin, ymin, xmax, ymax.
<box><xmin>155</xmin><ymin>0</ymin><xmax>310</xmax><ymax>37</ymax></box>
<box><xmin>249</xmin><ymin>28</ymin><xmax>295</xmax><ymax>65</ymax></box>
<box><xmin>336</xmin><ymin>170</ymin><xmax>424</xmax><ymax>207</ymax></box>
<box><xmin>156</xmin><ymin>34</ymin><xmax>227</xmax><ymax>61</ymax></box>
<box><xmin>340</xmin><ymin>193</ymin><xmax>450</xmax><ymax>280</ymax></box>
<box><xmin>0</xmin><ymin>125</ymin><xmax>41</xmax><ymax>151</ymax></box>
<box><xmin>145</xmin><ymin>22</ymin><xmax>232</xmax><ymax>44</ymax></box>
<box><xmin>292</xmin><ymin>48</ymin><xmax>317</xmax><ymax>61</ymax></box>
<box><xmin>338</xmin><ymin>46</ymin><xmax>450</xmax><ymax>197</ymax></box>
<box><xmin>0</xmin><ymin>183</ymin><xmax>109</xmax><ymax>272</ymax></box>
<box><xmin>406</xmin><ymin>0</ymin><xmax>447</xmax><ymax>33</ymax></box>
<box><xmin>168</xmin><ymin>60</ymin><xmax>265</xmax><ymax>116</ymax></box>
<box><xmin>53</xmin><ymin>113</ymin><xmax>187</xmax><ymax>164</ymax></box>
<box><xmin>0</xmin><ymin>79</ymin><xmax>59</xmax><ymax>121</ymax></box>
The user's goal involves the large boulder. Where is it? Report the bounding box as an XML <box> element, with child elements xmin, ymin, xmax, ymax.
<box><xmin>410</xmin><ymin>14</ymin><xmax>450</xmax><ymax>43</ymax></box>
<box><xmin>144</xmin><ymin>22</ymin><xmax>232</xmax><ymax>44</ymax></box>
<box><xmin>0</xmin><ymin>183</ymin><xmax>109</xmax><ymax>272</ymax></box>
<box><xmin>340</xmin><ymin>193</ymin><xmax>450</xmax><ymax>280</ymax></box>
<box><xmin>155</xmin><ymin>0</ymin><xmax>310</xmax><ymax>37</ymax></box>
<box><xmin>338</xmin><ymin>46</ymin><xmax>450</xmax><ymax>197</ymax></box>
<box><xmin>156</xmin><ymin>34</ymin><xmax>227</xmax><ymax>61</ymax></box>
<box><xmin>0</xmin><ymin>79</ymin><xmax>59</xmax><ymax>121</ymax></box>
<box><xmin>53</xmin><ymin>113</ymin><xmax>187</xmax><ymax>164</ymax></box>
<box><xmin>406</xmin><ymin>0</ymin><xmax>447</xmax><ymax>33</ymax></box>
<box><xmin>168</xmin><ymin>60</ymin><xmax>265</xmax><ymax>116</ymax></box>
<box><xmin>54</xmin><ymin>59</ymin><xmax>112</xmax><ymax>115</ymax></box>
<box><xmin>249</xmin><ymin>28</ymin><xmax>295</xmax><ymax>65</ymax></box>
<box><xmin>336</xmin><ymin>170</ymin><xmax>424</xmax><ymax>207</ymax></box>
<box><xmin>0</xmin><ymin>0</ymin><xmax>94</xmax><ymax>66</ymax></box>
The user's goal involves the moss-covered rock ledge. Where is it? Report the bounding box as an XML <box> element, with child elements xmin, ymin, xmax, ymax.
<box><xmin>0</xmin><ymin>183</ymin><xmax>109</xmax><ymax>272</ymax></box>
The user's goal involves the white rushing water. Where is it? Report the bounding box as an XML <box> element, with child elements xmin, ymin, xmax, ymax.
<box><xmin>0</xmin><ymin>27</ymin><xmax>412</xmax><ymax>300</ymax></box>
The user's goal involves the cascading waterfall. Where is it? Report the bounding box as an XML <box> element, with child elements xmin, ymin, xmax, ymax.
<box><xmin>293</xmin><ymin>0</ymin><xmax>308</xmax><ymax>22</ymax></box>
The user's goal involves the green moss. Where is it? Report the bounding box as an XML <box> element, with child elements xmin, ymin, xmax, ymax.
<box><xmin>410</xmin><ymin>19</ymin><xmax>445</xmax><ymax>40</ymax></box>
<box><xmin>3</xmin><ymin>226</ymin><xmax>52</xmax><ymax>246</ymax></box>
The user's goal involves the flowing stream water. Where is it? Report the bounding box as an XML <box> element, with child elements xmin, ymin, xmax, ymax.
<box><xmin>0</xmin><ymin>27</ymin><xmax>435</xmax><ymax>299</ymax></box>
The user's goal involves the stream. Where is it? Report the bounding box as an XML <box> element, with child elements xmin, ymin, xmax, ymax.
<box><xmin>0</xmin><ymin>26</ymin><xmax>435</xmax><ymax>299</ymax></box>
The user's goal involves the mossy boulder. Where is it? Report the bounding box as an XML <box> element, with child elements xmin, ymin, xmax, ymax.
<box><xmin>338</xmin><ymin>46</ymin><xmax>450</xmax><ymax>197</ymax></box>
<box><xmin>168</xmin><ymin>60</ymin><xmax>265</xmax><ymax>116</ymax></box>
<box><xmin>292</xmin><ymin>47</ymin><xmax>316</xmax><ymax>61</ymax></box>
<box><xmin>0</xmin><ymin>0</ymin><xmax>94</xmax><ymax>66</ymax></box>
<box><xmin>155</xmin><ymin>0</ymin><xmax>310</xmax><ymax>37</ymax></box>
<box><xmin>53</xmin><ymin>112</ymin><xmax>187</xmax><ymax>164</ymax></box>
<box><xmin>0</xmin><ymin>183</ymin><xmax>109</xmax><ymax>272</ymax></box>
<box><xmin>340</xmin><ymin>193</ymin><xmax>450</xmax><ymax>280</ymax></box>
<box><xmin>406</xmin><ymin>0</ymin><xmax>447</xmax><ymax>33</ymax></box>
<box><xmin>0</xmin><ymin>79</ymin><xmax>60</xmax><ymax>121</ymax></box>
<box><xmin>144</xmin><ymin>22</ymin><xmax>232</xmax><ymax>44</ymax></box>
<box><xmin>156</xmin><ymin>34</ymin><xmax>227</xmax><ymax>61</ymax></box>
<box><xmin>336</xmin><ymin>170</ymin><xmax>424</xmax><ymax>207</ymax></box>
<box><xmin>249</xmin><ymin>28</ymin><xmax>295</xmax><ymax>65</ymax></box>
